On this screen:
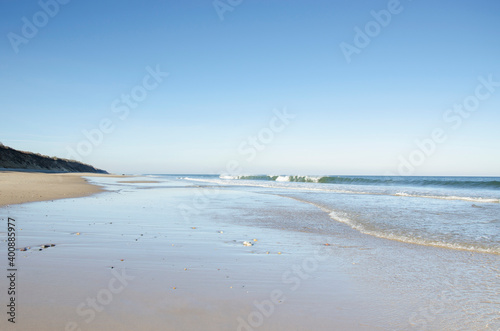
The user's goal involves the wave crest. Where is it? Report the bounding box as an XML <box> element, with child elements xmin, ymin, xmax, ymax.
<box><xmin>219</xmin><ymin>174</ymin><xmax>500</xmax><ymax>189</ymax></box>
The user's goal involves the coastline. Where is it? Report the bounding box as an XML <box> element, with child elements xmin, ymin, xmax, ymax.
<box><xmin>1</xmin><ymin>177</ymin><xmax>371</xmax><ymax>330</ymax></box>
<box><xmin>0</xmin><ymin>171</ymin><xmax>124</xmax><ymax>207</ymax></box>
<box><xmin>0</xmin><ymin>175</ymin><xmax>497</xmax><ymax>330</ymax></box>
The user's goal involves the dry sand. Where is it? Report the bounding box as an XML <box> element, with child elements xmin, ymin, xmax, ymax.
<box><xmin>0</xmin><ymin>171</ymin><xmax>123</xmax><ymax>207</ymax></box>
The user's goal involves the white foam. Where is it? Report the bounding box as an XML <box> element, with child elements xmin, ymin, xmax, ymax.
<box><xmin>275</xmin><ymin>175</ymin><xmax>290</xmax><ymax>182</ymax></box>
<box><xmin>181</xmin><ymin>177</ymin><xmax>500</xmax><ymax>254</ymax></box>
<box><xmin>394</xmin><ymin>192</ymin><xmax>499</xmax><ymax>204</ymax></box>
<box><xmin>219</xmin><ymin>175</ymin><xmax>240</xmax><ymax>180</ymax></box>
<box><xmin>327</xmin><ymin>211</ymin><xmax>499</xmax><ymax>255</ymax></box>
<box><xmin>183</xmin><ymin>177</ymin><xmax>500</xmax><ymax>204</ymax></box>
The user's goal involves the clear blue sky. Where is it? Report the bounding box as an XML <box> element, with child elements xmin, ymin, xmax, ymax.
<box><xmin>1</xmin><ymin>0</ymin><xmax>499</xmax><ymax>175</ymax></box>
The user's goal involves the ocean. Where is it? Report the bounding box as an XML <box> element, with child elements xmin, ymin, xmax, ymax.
<box><xmin>169</xmin><ymin>174</ymin><xmax>499</xmax><ymax>329</ymax></box>
<box><xmin>177</xmin><ymin>175</ymin><xmax>500</xmax><ymax>255</ymax></box>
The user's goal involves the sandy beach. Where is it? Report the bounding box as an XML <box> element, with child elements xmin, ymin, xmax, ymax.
<box><xmin>3</xmin><ymin>0</ymin><xmax>498</xmax><ymax>329</ymax></box>
<box><xmin>0</xmin><ymin>174</ymin><xmax>498</xmax><ymax>330</ymax></box>
<box><xmin>0</xmin><ymin>175</ymin><xmax>367</xmax><ymax>330</ymax></box>
<box><xmin>0</xmin><ymin>171</ymin><xmax>123</xmax><ymax>207</ymax></box>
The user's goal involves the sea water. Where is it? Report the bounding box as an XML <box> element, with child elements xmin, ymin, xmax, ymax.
<box><xmin>179</xmin><ymin>175</ymin><xmax>500</xmax><ymax>255</ymax></box>
<box><xmin>174</xmin><ymin>174</ymin><xmax>500</xmax><ymax>330</ymax></box>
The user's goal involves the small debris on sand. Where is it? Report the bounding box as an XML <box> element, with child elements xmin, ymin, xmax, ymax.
<box><xmin>36</xmin><ymin>244</ymin><xmax>56</xmax><ymax>250</ymax></box>
<box><xmin>243</xmin><ymin>241</ymin><xmax>253</xmax><ymax>246</ymax></box>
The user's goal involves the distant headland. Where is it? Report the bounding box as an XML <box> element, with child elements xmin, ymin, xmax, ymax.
<box><xmin>0</xmin><ymin>143</ymin><xmax>107</xmax><ymax>174</ymax></box>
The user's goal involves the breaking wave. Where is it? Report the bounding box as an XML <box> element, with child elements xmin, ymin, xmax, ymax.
<box><xmin>219</xmin><ymin>175</ymin><xmax>500</xmax><ymax>190</ymax></box>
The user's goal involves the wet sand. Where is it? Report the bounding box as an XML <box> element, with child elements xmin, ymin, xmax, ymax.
<box><xmin>0</xmin><ymin>176</ymin><xmax>370</xmax><ymax>331</ymax></box>
<box><xmin>1</xmin><ymin>175</ymin><xmax>497</xmax><ymax>330</ymax></box>
<box><xmin>117</xmin><ymin>180</ymin><xmax>160</xmax><ymax>184</ymax></box>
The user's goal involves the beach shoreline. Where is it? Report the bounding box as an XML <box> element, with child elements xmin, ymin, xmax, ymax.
<box><xmin>0</xmin><ymin>171</ymin><xmax>125</xmax><ymax>207</ymax></box>
<box><xmin>1</xmin><ymin>177</ymin><xmax>372</xmax><ymax>330</ymax></box>
<box><xmin>0</xmin><ymin>174</ymin><xmax>498</xmax><ymax>330</ymax></box>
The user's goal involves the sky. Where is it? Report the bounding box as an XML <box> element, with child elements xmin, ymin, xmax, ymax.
<box><xmin>1</xmin><ymin>0</ymin><xmax>499</xmax><ymax>175</ymax></box>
